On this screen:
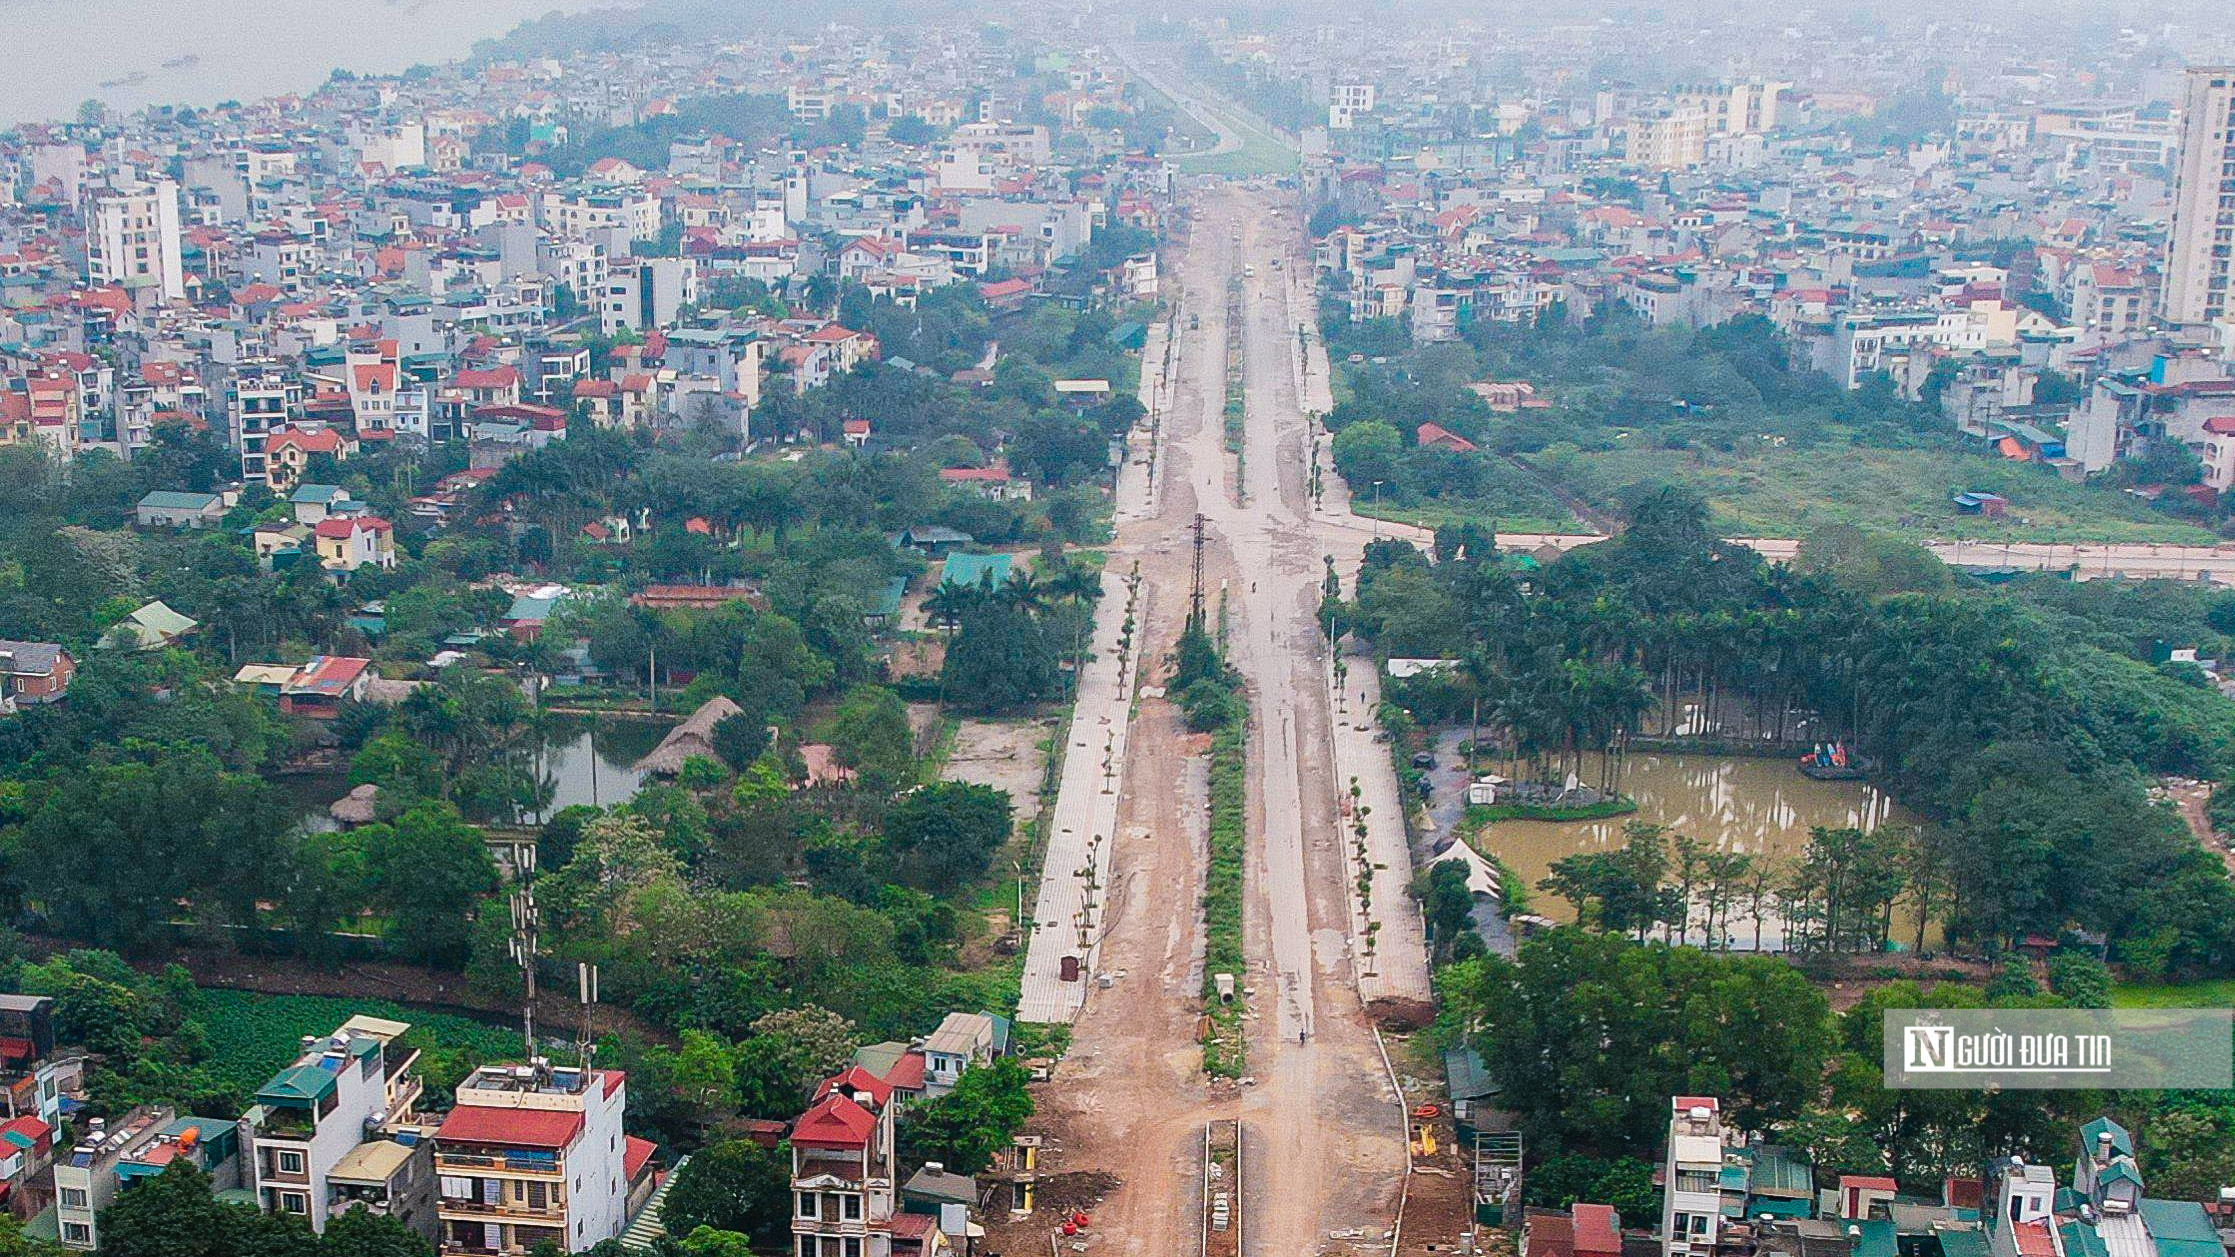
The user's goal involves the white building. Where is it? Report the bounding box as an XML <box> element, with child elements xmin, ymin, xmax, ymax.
<box><xmin>601</xmin><ymin>258</ymin><xmax>698</xmax><ymax>334</ymax></box>
<box><xmin>1660</xmin><ymin>1097</ymin><xmax>1725</xmax><ymax>1257</ymax></box>
<box><xmin>85</xmin><ymin>179</ymin><xmax>185</xmax><ymax>301</ymax></box>
<box><xmin>2164</xmin><ymin>68</ymin><xmax>2235</xmax><ymax>327</ymax></box>
<box><xmin>1623</xmin><ymin>111</ymin><xmax>1713</xmax><ymax>170</ymax></box>
<box><xmin>433</xmin><ymin>1060</ymin><xmax>645</xmax><ymax>1255</ymax></box>
<box><xmin>1330</xmin><ymin>83</ymin><xmax>1376</xmax><ymax>129</ymax></box>
<box><xmin>242</xmin><ymin>1017</ymin><xmax>428</xmax><ymax>1234</ymax></box>
<box><xmin>541</xmin><ymin>189</ymin><xmax>661</xmax><ymax>243</ymax></box>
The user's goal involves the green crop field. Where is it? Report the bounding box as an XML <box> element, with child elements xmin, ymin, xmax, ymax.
<box><xmin>197</xmin><ymin>989</ymin><xmax>524</xmax><ymax>1096</ymax></box>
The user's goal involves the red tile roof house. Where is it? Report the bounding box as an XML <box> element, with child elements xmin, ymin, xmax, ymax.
<box><xmin>312</xmin><ymin>516</ymin><xmax>397</xmax><ymax>572</ymax></box>
<box><xmin>0</xmin><ymin>641</ymin><xmax>73</xmax><ymax>710</ymax></box>
<box><xmin>790</xmin><ymin>1067</ymin><xmax>947</xmax><ymax>1257</ymax></box>
<box><xmin>938</xmin><ymin>460</ymin><xmax>1031</xmax><ymax>502</ymax></box>
<box><xmin>1416</xmin><ymin>422</ymin><xmax>1478</xmax><ymax>454</ymax></box>
<box><xmin>277</xmin><ymin>655</ymin><xmax>373</xmax><ymax>718</ymax></box>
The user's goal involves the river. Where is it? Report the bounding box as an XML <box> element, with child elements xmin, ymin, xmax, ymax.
<box><xmin>1477</xmin><ymin>751</ymin><xmax>1921</xmax><ymax>949</ymax></box>
<box><xmin>0</xmin><ymin>0</ymin><xmax>614</xmax><ymax>126</ymax></box>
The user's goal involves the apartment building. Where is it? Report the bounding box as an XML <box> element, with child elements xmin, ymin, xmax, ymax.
<box><xmin>227</xmin><ymin>364</ymin><xmax>299</xmax><ymax>485</ymax></box>
<box><xmin>85</xmin><ymin>179</ymin><xmax>185</xmax><ymax>302</ymax></box>
<box><xmin>540</xmin><ymin>189</ymin><xmax>661</xmax><ymax>243</ymax></box>
<box><xmin>600</xmin><ymin>258</ymin><xmax>698</xmax><ymax>335</ymax></box>
<box><xmin>2162</xmin><ymin>67</ymin><xmax>2235</xmax><ymax>326</ymax></box>
<box><xmin>1669</xmin><ymin>81</ymin><xmax>1787</xmax><ymax>135</ymax></box>
<box><xmin>1660</xmin><ymin>1097</ymin><xmax>1725</xmax><ymax>1257</ymax></box>
<box><xmin>241</xmin><ymin>1016</ymin><xmax>429</xmax><ymax>1235</ymax></box>
<box><xmin>1330</xmin><ymin>83</ymin><xmax>1377</xmax><ymax>129</ymax></box>
<box><xmin>1623</xmin><ymin>111</ymin><xmax>1712</xmax><ymax>171</ymax></box>
<box><xmin>433</xmin><ymin>1060</ymin><xmax>648</xmax><ymax>1255</ymax></box>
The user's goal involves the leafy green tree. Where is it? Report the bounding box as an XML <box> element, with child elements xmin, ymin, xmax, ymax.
<box><xmin>94</xmin><ymin>1162</ymin><xmax>283</xmax><ymax>1257</ymax></box>
<box><xmin>1538</xmin><ymin>823</ymin><xmax>1678</xmax><ymax>941</ymax></box>
<box><xmin>358</xmin><ymin>802</ymin><xmax>501</xmax><ymax>967</ymax></box>
<box><xmin>1521</xmin><ymin>1151</ymin><xmax>1658</xmax><ymax>1217</ymax></box>
<box><xmin>0</xmin><ymin>1213</ymin><xmax>64</xmax><ymax>1257</ymax></box>
<box><xmin>733</xmin><ymin>1005</ymin><xmax>858</xmax><ymax>1117</ymax></box>
<box><xmin>1461</xmin><ymin>929</ymin><xmax>1832</xmax><ymax>1154</ymax></box>
<box><xmin>941</xmin><ymin>604</ymin><xmax>1059</xmax><ymax>714</ymax></box>
<box><xmin>54</xmin><ymin>974</ymin><xmax>145</xmax><ymax>1060</ymax></box>
<box><xmin>2045</xmin><ymin>952</ymin><xmax>2111</xmax><ymax>1008</ymax></box>
<box><xmin>348</xmin><ymin>731</ymin><xmax>443</xmax><ymax>813</ymax></box>
<box><xmin>710</xmin><ymin>714</ymin><xmax>771</xmax><ymax>773</ymax></box>
<box><xmin>18</xmin><ymin>749</ymin><xmax>289</xmax><ymax>953</ymax></box>
<box><xmin>822</xmin><ymin>684</ymin><xmax>913</xmax><ymax>791</ymax></box>
<box><xmin>676</xmin><ymin>1230</ymin><xmax>756</xmax><ymax>1257</ymax></box>
<box><xmin>2143</xmin><ymin>1107</ymin><xmax>2235</xmax><ymax>1203</ymax></box>
<box><xmin>662</xmin><ymin>1140</ymin><xmax>793</xmax><ymax>1247</ymax></box>
<box><xmin>319</xmin><ymin>1198</ymin><xmax>431</xmax><ymax>1243</ymax></box>
<box><xmin>896</xmin><ymin>1057</ymin><xmax>1034</xmax><ymax>1173</ymax></box>
<box><xmin>1417</xmin><ymin>860</ymin><xmax>1478</xmax><ymax>963</ymax></box>
<box><xmin>1330</xmin><ymin>420</ymin><xmax>1404</xmax><ymax>495</ymax></box>
<box><xmin>883</xmin><ymin>782</ymin><xmax>1013</xmax><ymax>892</ymax></box>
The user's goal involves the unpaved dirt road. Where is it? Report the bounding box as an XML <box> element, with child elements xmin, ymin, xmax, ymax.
<box><xmin>1003</xmin><ymin>186</ymin><xmax>1423</xmax><ymax>1257</ymax></box>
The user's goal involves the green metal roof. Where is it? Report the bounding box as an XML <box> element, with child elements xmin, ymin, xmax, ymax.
<box><xmin>138</xmin><ymin>490</ymin><xmax>220</xmax><ymax>511</ymax></box>
<box><xmin>257</xmin><ymin>1062</ymin><xmax>337</xmax><ymax>1105</ymax></box>
<box><xmin>2079</xmin><ymin>1116</ymin><xmax>2134</xmax><ymax>1159</ymax></box>
<box><xmin>942</xmin><ymin>551</ymin><xmax>1013</xmax><ymax>590</ymax></box>
<box><xmin>866</xmin><ymin>575</ymin><xmax>908</xmax><ymax>620</ymax></box>
<box><xmin>2139</xmin><ymin>1198</ymin><xmax>2222</xmax><ymax>1257</ymax></box>
<box><xmin>1853</xmin><ymin>1218</ymin><xmax>1899</xmax><ymax>1257</ymax></box>
<box><xmin>1442</xmin><ymin>1047</ymin><xmax>1498</xmax><ymax>1101</ymax></box>
<box><xmin>2059</xmin><ymin>1222</ymin><xmax>2109</xmax><ymax>1257</ymax></box>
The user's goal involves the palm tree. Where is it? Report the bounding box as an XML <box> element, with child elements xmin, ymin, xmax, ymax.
<box><xmin>1047</xmin><ymin>562</ymin><xmax>1101</xmax><ymax>608</ymax></box>
<box><xmin>1046</xmin><ymin>563</ymin><xmax>1103</xmax><ymax>693</ymax></box>
<box><xmin>1001</xmin><ymin>569</ymin><xmax>1048</xmax><ymax>614</ymax></box>
<box><xmin>924</xmin><ymin>580</ymin><xmax>979</xmax><ymax>637</ymax></box>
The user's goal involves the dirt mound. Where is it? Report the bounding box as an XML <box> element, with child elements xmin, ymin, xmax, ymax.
<box><xmin>1029</xmin><ymin>1170</ymin><xmax>1122</xmax><ymax>1213</ymax></box>
<box><xmin>1368</xmin><ymin>996</ymin><xmax>1437</xmax><ymax>1031</ymax></box>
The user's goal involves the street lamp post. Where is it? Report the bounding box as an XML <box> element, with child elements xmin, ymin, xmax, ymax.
<box><xmin>1371</xmin><ymin>480</ymin><xmax>1384</xmax><ymax>537</ymax></box>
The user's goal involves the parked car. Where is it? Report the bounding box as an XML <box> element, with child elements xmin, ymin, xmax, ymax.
<box><xmin>1410</xmin><ymin>751</ymin><xmax>1436</xmax><ymax>769</ymax></box>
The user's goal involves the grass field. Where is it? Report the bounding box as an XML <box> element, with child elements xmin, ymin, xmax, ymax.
<box><xmin>1201</xmin><ymin>718</ymin><xmax>1247</xmax><ymax>1078</ymax></box>
<box><xmin>198</xmin><ymin>988</ymin><xmax>524</xmax><ymax>1096</ymax></box>
<box><xmin>1534</xmin><ymin>442</ymin><xmax>2218</xmax><ymax>545</ymax></box>
<box><xmin>2110</xmin><ymin>979</ymin><xmax>2235</xmax><ymax>1008</ymax></box>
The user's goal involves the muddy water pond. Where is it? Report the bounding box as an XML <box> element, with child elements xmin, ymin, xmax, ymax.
<box><xmin>1478</xmin><ymin>751</ymin><xmax>1920</xmax><ymax>948</ymax></box>
<box><xmin>284</xmin><ymin>714</ymin><xmax>674</xmax><ymax>830</ymax></box>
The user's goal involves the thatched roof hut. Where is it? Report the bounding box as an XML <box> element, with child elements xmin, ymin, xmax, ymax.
<box><xmin>632</xmin><ymin>695</ymin><xmax>745</xmax><ymax>776</ymax></box>
<box><xmin>329</xmin><ymin>783</ymin><xmax>380</xmax><ymax>828</ymax></box>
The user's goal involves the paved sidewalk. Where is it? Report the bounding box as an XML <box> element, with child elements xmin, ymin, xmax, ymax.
<box><xmin>1015</xmin><ymin>324</ymin><xmax>1162</xmax><ymax>1025</ymax></box>
<box><xmin>1327</xmin><ymin>642</ymin><xmax>1434</xmax><ymax>1009</ymax></box>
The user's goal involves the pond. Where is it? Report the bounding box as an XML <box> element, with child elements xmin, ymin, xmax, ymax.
<box><xmin>1476</xmin><ymin>751</ymin><xmax>1921</xmax><ymax>949</ymax></box>
<box><xmin>280</xmin><ymin>714</ymin><xmax>677</xmax><ymax>831</ymax></box>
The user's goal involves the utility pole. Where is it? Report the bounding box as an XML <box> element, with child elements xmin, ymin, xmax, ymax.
<box><xmin>1189</xmin><ymin>512</ymin><xmax>1207</xmax><ymax>632</ymax></box>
